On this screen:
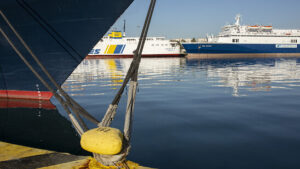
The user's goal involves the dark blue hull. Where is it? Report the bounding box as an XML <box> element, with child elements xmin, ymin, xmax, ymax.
<box><xmin>0</xmin><ymin>99</ymin><xmax>88</xmax><ymax>155</ymax></box>
<box><xmin>182</xmin><ymin>43</ymin><xmax>300</xmax><ymax>54</ymax></box>
<box><xmin>0</xmin><ymin>0</ymin><xmax>133</xmax><ymax>99</ymax></box>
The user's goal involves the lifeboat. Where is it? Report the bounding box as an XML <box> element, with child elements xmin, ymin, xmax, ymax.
<box><xmin>248</xmin><ymin>25</ymin><xmax>259</xmax><ymax>29</ymax></box>
<box><xmin>262</xmin><ymin>26</ymin><xmax>273</xmax><ymax>29</ymax></box>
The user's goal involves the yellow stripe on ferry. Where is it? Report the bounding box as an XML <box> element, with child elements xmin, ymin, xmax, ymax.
<box><xmin>107</xmin><ymin>45</ymin><xmax>117</xmax><ymax>54</ymax></box>
<box><xmin>104</xmin><ymin>45</ymin><xmax>110</xmax><ymax>54</ymax></box>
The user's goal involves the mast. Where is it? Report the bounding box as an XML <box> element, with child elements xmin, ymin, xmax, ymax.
<box><xmin>235</xmin><ymin>14</ymin><xmax>241</xmax><ymax>26</ymax></box>
<box><xmin>123</xmin><ymin>19</ymin><xmax>126</xmax><ymax>37</ymax></box>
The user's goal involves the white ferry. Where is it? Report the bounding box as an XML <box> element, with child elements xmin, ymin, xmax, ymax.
<box><xmin>182</xmin><ymin>15</ymin><xmax>300</xmax><ymax>57</ymax></box>
<box><xmin>87</xmin><ymin>31</ymin><xmax>185</xmax><ymax>58</ymax></box>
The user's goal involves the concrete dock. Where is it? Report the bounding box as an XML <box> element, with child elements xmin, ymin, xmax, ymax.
<box><xmin>0</xmin><ymin>141</ymin><xmax>153</xmax><ymax>169</ymax></box>
<box><xmin>0</xmin><ymin>141</ymin><xmax>89</xmax><ymax>169</ymax></box>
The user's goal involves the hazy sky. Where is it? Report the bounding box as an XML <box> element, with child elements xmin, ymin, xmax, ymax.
<box><xmin>110</xmin><ymin>0</ymin><xmax>300</xmax><ymax>39</ymax></box>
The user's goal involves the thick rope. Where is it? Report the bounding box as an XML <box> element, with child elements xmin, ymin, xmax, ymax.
<box><xmin>123</xmin><ymin>0</ymin><xmax>156</xmax><ymax>142</ymax></box>
<box><xmin>0</xmin><ymin>11</ymin><xmax>99</xmax><ymax>126</ymax></box>
<box><xmin>96</xmin><ymin>0</ymin><xmax>157</xmax><ymax>165</ymax></box>
<box><xmin>123</xmin><ymin>81</ymin><xmax>138</xmax><ymax>142</ymax></box>
<box><xmin>122</xmin><ymin>0</ymin><xmax>157</xmax><ymax>144</ymax></box>
<box><xmin>0</xmin><ymin>11</ymin><xmax>87</xmax><ymax>135</ymax></box>
<box><xmin>0</xmin><ymin>27</ymin><xmax>86</xmax><ymax>135</ymax></box>
<box><xmin>100</xmin><ymin>0</ymin><xmax>156</xmax><ymax>128</ymax></box>
<box><xmin>1</xmin><ymin>0</ymin><xmax>157</xmax><ymax>165</ymax></box>
<box><xmin>17</xmin><ymin>0</ymin><xmax>83</xmax><ymax>62</ymax></box>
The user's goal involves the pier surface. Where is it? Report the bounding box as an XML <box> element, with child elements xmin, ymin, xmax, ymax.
<box><xmin>0</xmin><ymin>141</ymin><xmax>88</xmax><ymax>169</ymax></box>
<box><xmin>0</xmin><ymin>141</ymin><xmax>153</xmax><ymax>169</ymax></box>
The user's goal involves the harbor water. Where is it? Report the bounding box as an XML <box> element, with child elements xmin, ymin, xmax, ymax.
<box><xmin>2</xmin><ymin>57</ymin><xmax>300</xmax><ymax>169</ymax></box>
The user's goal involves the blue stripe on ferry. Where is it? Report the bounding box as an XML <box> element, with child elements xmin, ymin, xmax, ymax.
<box><xmin>182</xmin><ymin>43</ymin><xmax>300</xmax><ymax>54</ymax></box>
<box><xmin>120</xmin><ymin>45</ymin><xmax>126</xmax><ymax>54</ymax></box>
<box><xmin>114</xmin><ymin>45</ymin><xmax>124</xmax><ymax>54</ymax></box>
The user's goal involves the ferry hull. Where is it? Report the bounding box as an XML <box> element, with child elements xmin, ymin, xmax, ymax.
<box><xmin>182</xmin><ymin>43</ymin><xmax>300</xmax><ymax>59</ymax></box>
<box><xmin>182</xmin><ymin>43</ymin><xmax>300</xmax><ymax>54</ymax></box>
<box><xmin>86</xmin><ymin>53</ymin><xmax>185</xmax><ymax>59</ymax></box>
<box><xmin>186</xmin><ymin>53</ymin><xmax>300</xmax><ymax>59</ymax></box>
<box><xmin>0</xmin><ymin>0</ymin><xmax>133</xmax><ymax>100</ymax></box>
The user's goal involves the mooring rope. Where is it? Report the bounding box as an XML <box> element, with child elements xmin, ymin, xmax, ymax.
<box><xmin>0</xmin><ymin>26</ymin><xmax>86</xmax><ymax>135</ymax></box>
<box><xmin>0</xmin><ymin>11</ymin><xmax>99</xmax><ymax>126</ymax></box>
<box><xmin>100</xmin><ymin>0</ymin><xmax>157</xmax><ymax>128</ymax></box>
<box><xmin>17</xmin><ymin>0</ymin><xmax>84</xmax><ymax>62</ymax></box>
<box><xmin>0</xmin><ymin>0</ymin><xmax>156</xmax><ymax>164</ymax></box>
<box><xmin>123</xmin><ymin>0</ymin><xmax>156</xmax><ymax>153</ymax></box>
<box><xmin>95</xmin><ymin>0</ymin><xmax>157</xmax><ymax>165</ymax></box>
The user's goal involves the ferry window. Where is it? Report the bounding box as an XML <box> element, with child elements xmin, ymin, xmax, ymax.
<box><xmin>171</xmin><ymin>44</ymin><xmax>176</xmax><ymax>47</ymax></box>
<box><xmin>232</xmin><ymin>39</ymin><xmax>239</xmax><ymax>43</ymax></box>
<box><xmin>291</xmin><ymin>39</ymin><xmax>297</xmax><ymax>43</ymax></box>
<box><xmin>127</xmin><ymin>39</ymin><xmax>136</xmax><ymax>41</ymax></box>
<box><xmin>152</xmin><ymin>44</ymin><xmax>154</xmax><ymax>46</ymax></box>
<box><xmin>156</xmin><ymin>44</ymin><xmax>159</xmax><ymax>46</ymax></box>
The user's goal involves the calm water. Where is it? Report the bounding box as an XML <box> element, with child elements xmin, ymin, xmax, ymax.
<box><xmin>2</xmin><ymin>57</ymin><xmax>300</xmax><ymax>169</ymax></box>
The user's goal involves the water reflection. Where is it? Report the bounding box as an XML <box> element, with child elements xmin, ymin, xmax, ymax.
<box><xmin>0</xmin><ymin>98</ymin><xmax>87</xmax><ymax>155</ymax></box>
<box><xmin>186</xmin><ymin>58</ymin><xmax>300</xmax><ymax>96</ymax></box>
<box><xmin>65</xmin><ymin>57</ymin><xmax>300</xmax><ymax>97</ymax></box>
<box><xmin>64</xmin><ymin>58</ymin><xmax>185</xmax><ymax>92</ymax></box>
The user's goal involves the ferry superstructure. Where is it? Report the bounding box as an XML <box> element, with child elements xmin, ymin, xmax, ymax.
<box><xmin>0</xmin><ymin>0</ymin><xmax>133</xmax><ymax>100</ymax></box>
<box><xmin>87</xmin><ymin>31</ymin><xmax>185</xmax><ymax>58</ymax></box>
<box><xmin>182</xmin><ymin>15</ymin><xmax>300</xmax><ymax>57</ymax></box>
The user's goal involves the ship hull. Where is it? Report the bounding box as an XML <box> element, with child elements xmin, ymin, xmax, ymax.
<box><xmin>86</xmin><ymin>53</ymin><xmax>185</xmax><ymax>59</ymax></box>
<box><xmin>182</xmin><ymin>43</ymin><xmax>300</xmax><ymax>55</ymax></box>
<box><xmin>183</xmin><ymin>43</ymin><xmax>300</xmax><ymax>53</ymax></box>
<box><xmin>186</xmin><ymin>53</ymin><xmax>300</xmax><ymax>60</ymax></box>
<box><xmin>0</xmin><ymin>0</ymin><xmax>133</xmax><ymax>100</ymax></box>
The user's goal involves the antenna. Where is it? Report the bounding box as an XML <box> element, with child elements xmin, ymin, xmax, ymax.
<box><xmin>123</xmin><ymin>20</ymin><xmax>126</xmax><ymax>37</ymax></box>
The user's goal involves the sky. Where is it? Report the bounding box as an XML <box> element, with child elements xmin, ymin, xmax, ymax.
<box><xmin>110</xmin><ymin>0</ymin><xmax>300</xmax><ymax>39</ymax></box>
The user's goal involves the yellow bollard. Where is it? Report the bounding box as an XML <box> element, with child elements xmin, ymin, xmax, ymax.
<box><xmin>80</xmin><ymin>127</ymin><xmax>123</xmax><ymax>155</ymax></box>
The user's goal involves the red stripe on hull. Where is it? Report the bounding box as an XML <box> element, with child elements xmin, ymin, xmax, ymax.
<box><xmin>86</xmin><ymin>54</ymin><xmax>186</xmax><ymax>59</ymax></box>
<box><xmin>0</xmin><ymin>98</ymin><xmax>56</xmax><ymax>109</ymax></box>
<box><xmin>0</xmin><ymin>90</ymin><xmax>53</xmax><ymax>100</ymax></box>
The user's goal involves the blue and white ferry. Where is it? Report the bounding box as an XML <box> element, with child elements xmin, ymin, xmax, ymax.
<box><xmin>182</xmin><ymin>15</ymin><xmax>300</xmax><ymax>58</ymax></box>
